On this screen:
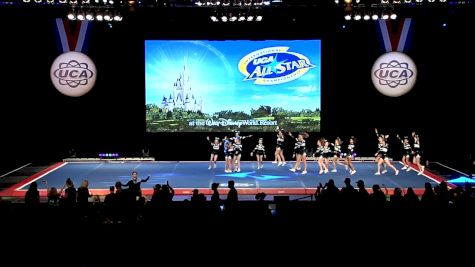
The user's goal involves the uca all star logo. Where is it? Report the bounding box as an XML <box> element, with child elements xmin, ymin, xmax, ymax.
<box><xmin>371</xmin><ymin>52</ymin><xmax>417</xmax><ymax>97</ymax></box>
<box><xmin>238</xmin><ymin>46</ymin><xmax>315</xmax><ymax>85</ymax></box>
<box><xmin>50</xmin><ymin>51</ymin><xmax>97</xmax><ymax>97</ymax></box>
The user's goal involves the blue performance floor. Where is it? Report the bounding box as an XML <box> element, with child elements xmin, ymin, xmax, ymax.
<box><xmin>3</xmin><ymin>161</ymin><xmax>443</xmax><ymax>197</ymax></box>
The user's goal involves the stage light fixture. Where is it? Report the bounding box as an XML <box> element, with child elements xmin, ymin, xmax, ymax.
<box><xmin>390</xmin><ymin>13</ymin><xmax>397</xmax><ymax>19</ymax></box>
<box><xmin>363</xmin><ymin>14</ymin><xmax>370</xmax><ymax>20</ymax></box>
<box><xmin>96</xmin><ymin>13</ymin><xmax>103</xmax><ymax>21</ymax></box>
<box><xmin>372</xmin><ymin>14</ymin><xmax>379</xmax><ymax>20</ymax></box>
<box><xmin>344</xmin><ymin>14</ymin><xmax>351</xmax><ymax>20</ymax></box>
<box><xmin>256</xmin><ymin>15</ymin><xmax>263</xmax><ymax>21</ymax></box>
<box><xmin>77</xmin><ymin>12</ymin><xmax>85</xmax><ymax>20</ymax></box>
<box><xmin>86</xmin><ymin>12</ymin><xmax>94</xmax><ymax>20</ymax></box>
<box><xmin>67</xmin><ymin>12</ymin><xmax>76</xmax><ymax>20</ymax></box>
<box><xmin>247</xmin><ymin>15</ymin><xmax>254</xmax><ymax>21</ymax></box>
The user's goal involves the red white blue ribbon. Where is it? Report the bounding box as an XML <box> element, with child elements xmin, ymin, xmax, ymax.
<box><xmin>55</xmin><ymin>18</ymin><xmax>92</xmax><ymax>53</ymax></box>
<box><xmin>377</xmin><ymin>18</ymin><xmax>412</xmax><ymax>52</ymax></box>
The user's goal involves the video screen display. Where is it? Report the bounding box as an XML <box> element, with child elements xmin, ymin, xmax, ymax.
<box><xmin>145</xmin><ymin>40</ymin><xmax>321</xmax><ymax>132</ymax></box>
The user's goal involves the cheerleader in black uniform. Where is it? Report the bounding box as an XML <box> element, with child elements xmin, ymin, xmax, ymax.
<box><xmin>397</xmin><ymin>135</ymin><xmax>412</xmax><ymax>172</ymax></box>
<box><xmin>232</xmin><ymin>138</ymin><xmax>246</xmax><ymax>172</ymax></box>
<box><xmin>322</xmin><ymin>139</ymin><xmax>332</xmax><ymax>174</ymax></box>
<box><xmin>273</xmin><ymin>127</ymin><xmax>287</xmax><ymax>166</ymax></box>
<box><xmin>412</xmin><ymin>132</ymin><xmax>425</xmax><ymax>175</ymax></box>
<box><xmin>250</xmin><ymin>138</ymin><xmax>266</xmax><ymax>170</ymax></box>
<box><xmin>375</xmin><ymin>135</ymin><xmax>399</xmax><ymax>175</ymax></box>
<box><xmin>289</xmin><ymin>132</ymin><xmax>309</xmax><ymax>174</ymax></box>
<box><xmin>314</xmin><ymin>138</ymin><xmax>327</xmax><ymax>174</ymax></box>
<box><xmin>230</xmin><ymin>131</ymin><xmax>251</xmax><ymax>172</ymax></box>
<box><xmin>375</xmin><ymin>128</ymin><xmax>388</xmax><ymax>173</ymax></box>
<box><xmin>344</xmin><ymin>136</ymin><xmax>357</xmax><ymax>175</ymax></box>
<box><xmin>206</xmin><ymin>136</ymin><xmax>222</xmax><ymax>170</ymax></box>
<box><xmin>331</xmin><ymin>137</ymin><xmax>343</xmax><ymax>173</ymax></box>
<box><xmin>225</xmin><ymin>142</ymin><xmax>235</xmax><ymax>173</ymax></box>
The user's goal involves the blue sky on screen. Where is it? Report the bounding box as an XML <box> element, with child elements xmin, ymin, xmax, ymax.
<box><xmin>145</xmin><ymin>40</ymin><xmax>321</xmax><ymax>114</ymax></box>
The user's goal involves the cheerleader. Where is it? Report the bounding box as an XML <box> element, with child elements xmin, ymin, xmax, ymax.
<box><xmin>206</xmin><ymin>136</ymin><xmax>222</xmax><ymax>170</ymax></box>
<box><xmin>289</xmin><ymin>132</ymin><xmax>309</xmax><ymax>174</ymax></box>
<box><xmin>230</xmin><ymin>131</ymin><xmax>252</xmax><ymax>142</ymax></box>
<box><xmin>412</xmin><ymin>132</ymin><xmax>425</xmax><ymax>175</ymax></box>
<box><xmin>314</xmin><ymin>138</ymin><xmax>328</xmax><ymax>174</ymax></box>
<box><xmin>375</xmin><ymin>134</ymin><xmax>399</xmax><ymax>175</ymax></box>
<box><xmin>273</xmin><ymin>127</ymin><xmax>286</xmax><ymax>166</ymax></box>
<box><xmin>322</xmin><ymin>139</ymin><xmax>332</xmax><ymax>173</ymax></box>
<box><xmin>375</xmin><ymin>128</ymin><xmax>388</xmax><ymax>173</ymax></box>
<box><xmin>225</xmin><ymin>141</ymin><xmax>235</xmax><ymax>173</ymax></box>
<box><xmin>250</xmin><ymin>138</ymin><xmax>266</xmax><ymax>169</ymax></box>
<box><xmin>396</xmin><ymin>135</ymin><xmax>412</xmax><ymax>172</ymax></box>
<box><xmin>223</xmin><ymin>136</ymin><xmax>231</xmax><ymax>172</ymax></box>
<box><xmin>331</xmin><ymin>137</ymin><xmax>342</xmax><ymax>173</ymax></box>
<box><xmin>344</xmin><ymin>136</ymin><xmax>357</xmax><ymax>175</ymax></box>
<box><xmin>230</xmin><ymin>131</ymin><xmax>251</xmax><ymax>171</ymax></box>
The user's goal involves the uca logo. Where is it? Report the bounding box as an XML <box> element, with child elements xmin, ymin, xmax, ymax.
<box><xmin>53</xmin><ymin>60</ymin><xmax>94</xmax><ymax>88</ymax></box>
<box><xmin>371</xmin><ymin>52</ymin><xmax>417</xmax><ymax>97</ymax></box>
<box><xmin>238</xmin><ymin>46</ymin><xmax>315</xmax><ymax>85</ymax></box>
<box><xmin>373</xmin><ymin>60</ymin><xmax>414</xmax><ymax>88</ymax></box>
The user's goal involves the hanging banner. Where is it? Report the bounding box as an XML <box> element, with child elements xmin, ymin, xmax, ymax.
<box><xmin>371</xmin><ymin>18</ymin><xmax>417</xmax><ymax>97</ymax></box>
<box><xmin>50</xmin><ymin>19</ymin><xmax>96</xmax><ymax>97</ymax></box>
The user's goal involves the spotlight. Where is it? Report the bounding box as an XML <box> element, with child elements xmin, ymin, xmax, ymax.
<box><xmin>221</xmin><ymin>15</ymin><xmax>228</xmax><ymax>22</ymax></box>
<box><xmin>390</xmin><ymin>13</ymin><xmax>397</xmax><ymax>19</ymax></box>
<box><xmin>382</xmin><ymin>13</ymin><xmax>389</xmax><ymax>20</ymax></box>
<box><xmin>372</xmin><ymin>14</ymin><xmax>379</xmax><ymax>20</ymax></box>
<box><xmin>354</xmin><ymin>14</ymin><xmax>361</xmax><ymax>20</ymax></box>
<box><xmin>247</xmin><ymin>15</ymin><xmax>254</xmax><ymax>21</ymax></box>
<box><xmin>256</xmin><ymin>15</ymin><xmax>263</xmax><ymax>21</ymax></box>
<box><xmin>344</xmin><ymin>14</ymin><xmax>351</xmax><ymax>20</ymax></box>
<box><xmin>96</xmin><ymin>13</ymin><xmax>103</xmax><ymax>21</ymax></box>
<box><xmin>238</xmin><ymin>14</ymin><xmax>245</xmax><ymax>21</ymax></box>
<box><xmin>363</xmin><ymin>14</ymin><xmax>370</xmax><ymax>20</ymax></box>
<box><xmin>210</xmin><ymin>15</ymin><xmax>218</xmax><ymax>22</ymax></box>
<box><xmin>230</xmin><ymin>15</ymin><xmax>237</xmax><ymax>21</ymax></box>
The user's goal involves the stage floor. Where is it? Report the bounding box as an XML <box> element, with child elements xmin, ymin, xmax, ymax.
<box><xmin>0</xmin><ymin>161</ymin><xmax>449</xmax><ymax>198</ymax></box>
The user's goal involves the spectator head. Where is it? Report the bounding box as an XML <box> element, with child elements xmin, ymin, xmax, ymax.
<box><xmin>344</xmin><ymin>177</ymin><xmax>351</xmax><ymax>185</ymax></box>
<box><xmin>211</xmin><ymin>182</ymin><xmax>219</xmax><ymax>190</ymax></box>
<box><xmin>65</xmin><ymin>178</ymin><xmax>74</xmax><ymax>188</ymax></box>
<box><xmin>228</xmin><ymin>180</ymin><xmax>235</xmax><ymax>188</ymax></box>
<box><xmin>356</xmin><ymin>180</ymin><xmax>365</xmax><ymax>188</ymax></box>
<box><xmin>29</xmin><ymin>182</ymin><xmax>38</xmax><ymax>190</ymax></box>
<box><xmin>109</xmin><ymin>186</ymin><xmax>115</xmax><ymax>193</ymax></box>
<box><xmin>81</xmin><ymin>180</ymin><xmax>89</xmax><ymax>188</ymax></box>
<box><xmin>255</xmin><ymin>192</ymin><xmax>266</xmax><ymax>201</ymax></box>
